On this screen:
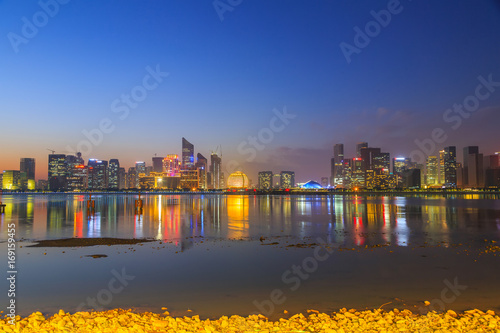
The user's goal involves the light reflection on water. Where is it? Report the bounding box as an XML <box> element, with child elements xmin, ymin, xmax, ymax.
<box><xmin>0</xmin><ymin>194</ymin><xmax>499</xmax><ymax>247</ymax></box>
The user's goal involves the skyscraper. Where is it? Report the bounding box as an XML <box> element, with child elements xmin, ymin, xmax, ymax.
<box><xmin>463</xmin><ymin>146</ymin><xmax>483</xmax><ymax>188</ymax></box>
<box><xmin>118</xmin><ymin>167</ymin><xmax>126</xmax><ymax>189</ymax></box>
<box><xmin>426</xmin><ymin>156</ymin><xmax>439</xmax><ymax>186</ymax></box>
<box><xmin>182</xmin><ymin>137</ymin><xmax>195</xmax><ymax>170</ymax></box>
<box><xmin>258</xmin><ymin>171</ymin><xmax>273</xmax><ymax>190</ymax></box>
<box><xmin>393</xmin><ymin>157</ymin><xmax>411</xmax><ymax>187</ymax></box>
<box><xmin>195</xmin><ymin>153</ymin><xmax>208</xmax><ymax>189</ymax></box>
<box><xmin>443</xmin><ymin>146</ymin><xmax>457</xmax><ymax>188</ymax></box>
<box><xmin>333</xmin><ymin>144</ymin><xmax>344</xmax><ymax>187</ymax></box>
<box><xmin>210</xmin><ymin>153</ymin><xmax>222</xmax><ymax>189</ymax></box>
<box><xmin>20</xmin><ymin>158</ymin><xmax>36</xmax><ymax>190</ymax></box>
<box><xmin>88</xmin><ymin>159</ymin><xmax>108</xmax><ymax>190</ymax></box>
<box><xmin>127</xmin><ymin>167</ymin><xmax>137</xmax><ymax>189</ymax></box>
<box><xmin>48</xmin><ymin>154</ymin><xmax>67</xmax><ymax>191</ymax></box>
<box><xmin>280</xmin><ymin>171</ymin><xmax>295</xmax><ymax>189</ymax></box>
<box><xmin>108</xmin><ymin>159</ymin><xmax>120</xmax><ymax>190</ymax></box>
<box><xmin>356</xmin><ymin>142</ymin><xmax>368</xmax><ymax>157</ymax></box>
<box><xmin>152</xmin><ymin>156</ymin><xmax>164</xmax><ymax>173</ymax></box>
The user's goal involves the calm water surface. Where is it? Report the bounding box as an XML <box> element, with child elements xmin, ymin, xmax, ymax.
<box><xmin>0</xmin><ymin>194</ymin><xmax>499</xmax><ymax>318</ymax></box>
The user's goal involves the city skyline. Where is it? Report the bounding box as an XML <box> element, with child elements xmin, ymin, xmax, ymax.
<box><xmin>1</xmin><ymin>1</ymin><xmax>500</xmax><ymax>182</ymax></box>
<box><xmin>1</xmin><ymin>138</ymin><xmax>498</xmax><ymax>189</ymax></box>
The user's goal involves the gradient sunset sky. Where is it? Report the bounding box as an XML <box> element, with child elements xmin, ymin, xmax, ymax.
<box><xmin>1</xmin><ymin>0</ymin><xmax>500</xmax><ymax>182</ymax></box>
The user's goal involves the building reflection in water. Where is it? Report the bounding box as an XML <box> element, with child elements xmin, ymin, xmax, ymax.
<box><xmin>1</xmin><ymin>194</ymin><xmax>500</xmax><ymax>247</ymax></box>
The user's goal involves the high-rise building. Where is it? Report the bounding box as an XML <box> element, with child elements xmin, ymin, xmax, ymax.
<box><xmin>20</xmin><ymin>158</ymin><xmax>36</xmax><ymax>190</ymax></box>
<box><xmin>330</xmin><ymin>157</ymin><xmax>335</xmax><ymax>187</ymax></box>
<box><xmin>210</xmin><ymin>153</ymin><xmax>222</xmax><ymax>189</ymax></box>
<box><xmin>258</xmin><ymin>171</ymin><xmax>273</xmax><ymax>190</ymax></box>
<box><xmin>360</xmin><ymin>147</ymin><xmax>380</xmax><ymax>171</ymax></box>
<box><xmin>2</xmin><ymin>170</ymin><xmax>21</xmax><ymax>190</ymax></box>
<box><xmin>127</xmin><ymin>167</ymin><xmax>137</xmax><ymax>189</ymax></box>
<box><xmin>88</xmin><ymin>159</ymin><xmax>108</xmax><ymax>190</ymax></box>
<box><xmin>108</xmin><ymin>159</ymin><xmax>120</xmax><ymax>190</ymax></box>
<box><xmin>135</xmin><ymin>161</ymin><xmax>146</xmax><ymax>188</ymax></box>
<box><xmin>280</xmin><ymin>171</ymin><xmax>295</xmax><ymax>189</ymax></box>
<box><xmin>152</xmin><ymin>157</ymin><xmax>164</xmax><ymax>173</ymax></box>
<box><xmin>118</xmin><ymin>167</ymin><xmax>126</xmax><ymax>189</ymax></box>
<box><xmin>463</xmin><ymin>146</ymin><xmax>483</xmax><ymax>188</ymax></box>
<box><xmin>333</xmin><ymin>144</ymin><xmax>344</xmax><ymax>187</ymax></box>
<box><xmin>195</xmin><ymin>153</ymin><xmax>208</xmax><ymax>189</ymax></box>
<box><xmin>438</xmin><ymin>150</ymin><xmax>446</xmax><ymax>185</ymax></box>
<box><xmin>180</xmin><ymin>169</ymin><xmax>199</xmax><ymax>189</ymax></box>
<box><xmin>392</xmin><ymin>157</ymin><xmax>411</xmax><ymax>187</ymax></box>
<box><xmin>426</xmin><ymin>156</ymin><xmax>439</xmax><ymax>186</ymax></box>
<box><xmin>443</xmin><ymin>146</ymin><xmax>457</xmax><ymax>188</ymax></box>
<box><xmin>66</xmin><ymin>165</ymin><xmax>88</xmax><ymax>191</ymax></box>
<box><xmin>182</xmin><ymin>137</ymin><xmax>195</xmax><ymax>170</ymax></box>
<box><xmin>48</xmin><ymin>154</ymin><xmax>67</xmax><ymax>191</ymax></box>
<box><xmin>402</xmin><ymin>169</ymin><xmax>421</xmax><ymax>189</ymax></box>
<box><xmin>20</xmin><ymin>158</ymin><xmax>35</xmax><ymax>180</ymax></box>
<box><xmin>356</xmin><ymin>142</ymin><xmax>368</xmax><ymax>158</ymax></box>
<box><xmin>163</xmin><ymin>155</ymin><xmax>180</xmax><ymax>177</ymax></box>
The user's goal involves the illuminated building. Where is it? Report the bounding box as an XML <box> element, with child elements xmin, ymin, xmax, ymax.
<box><xmin>196</xmin><ymin>153</ymin><xmax>208</xmax><ymax>189</ymax></box>
<box><xmin>393</xmin><ymin>157</ymin><xmax>411</xmax><ymax>187</ymax></box>
<box><xmin>227</xmin><ymin>171</ymin><xmax>249</xmax><ymax>189</ymax></box>
<box><xmin>463</xmin><ymin>146</ymin><xmax>483</xmax><ymax>188</ymax></box>
<box><xmin>273</xmin><ymin>174</ymin><xmax>281</xmax><ymax>189</ymax></box>
<box><xmin>139</xmin><ymin>175</ymin><xmax>155</xmax><ymax>189</ymax></box>
<box><xmin>20</xmin><ymin>158</ymin><xmax>35</xmax><ymax>189</ymax></box>
<box><xmin>2</xmin><ymin>170</ymin><xmax>20</xmax><ymax>190</ymax></box>
<box><xmin>88</xmin><ymin>159</ymin><xmax>108</xmax><ymax>190</ymax></box>
<box><xmin>366</xmin><ymin>170</ymin><xmax>397</xmax><ymax>190</ymax></box>
<box><xmin>438</xmin><ymin>150</ymin><xmax>446</xmax><ymax>185</ymax></box>
<box><xmin>48</xmin><ymin>154</ymin><xmax>67</xmax><ymax>191</ymax></box>
<box><xmin>163</xmin><ymin>155</ymin><xmax>180</xmax><ymax>177</ymax></box>
<box><xmin>444</xmin><ymin>146</ymin><xmax>457</xmax><ymax>188</ymax></box>
<box><xmin>301</xmin><ymin>180</ymin><xmax>322</xmax><ymax>189</ymax></box>
<box><xmin>118</xmin><ymin>167</ymin><xmax>126</xmax><ymax>189</ymax></box>
<box><xmin>180</xmin><ymin>169</ymin><xmax>199</xmax><ymax>189</ymax></box>
<box><xmin>108</xmin><ymin>159</ymin><xmax>120</xmax><ymax>190</ymax></box>
<box><xmin>333</xmin><ymin>144</ymin><xmax>344</xmax><ymax>187</ymax></box>
<box><xmin>426</xmin><ymin>156</ymin><xmax>439</xmax><ymax>186</ymax></box>
<box><xmin>350</xmin><ymin>158</ymin><xmax>364</xmax><ymax>189</ymax></box>
<box><xmin>155</xmin><ymin>176</ymin><xmax>181</xmax><ymax>189</ymax></box>
<box><xmin>356</xmin><ymin>142</ymin><xmax>368</xmax><ymax>157</ymax></box>
<box><xmin>152</xmin><ymin>156</ymin><xmax>164</xmax><ymax>173</ymax></box>
<box><xmin>67</xmin><ymin>165</ymin><xmax>88</xmax><ymax>191</ymax></box>
<box><xmin>210</xmin><ymin>152</ymin><xmax>222</xmax><ymax>189</ymax></box>
<box><xmin>135</xmin><ymin>161</ymin><xmax>146</xmax><ymax>187</ymax></box>
<box><xmin>127</xmin><ymin>167</ymin><xmax>136</xmax><ymax>189</ymax></box>
<box><xmin>182</xmin><ymin>137</ymin><xmax>195</xmax><ymax>170</ymax></box>
<box><xmin>280</xmin><ymin>171</ymin><xmax>295</xmax><ymax>189</ymax></box>
<box><xmin>258</xmin><ymin>171</ymin><xmax>273</xmax><ymax>190</ymax></box>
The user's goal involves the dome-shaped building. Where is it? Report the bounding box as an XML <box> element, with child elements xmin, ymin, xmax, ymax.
<box><xmin>227</xmin><ymin>171</ymin><xmax>250</xmax><ymax>189</ymax></box>
<box><xmin>301</xmin><ymin>180</ymin><xmax>323</xmax><ymax>189</ymax></box>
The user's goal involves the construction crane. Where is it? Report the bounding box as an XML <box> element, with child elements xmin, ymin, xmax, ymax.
<box><xmin>47</xmin><ymin>149</ymin><xmax>55</xmax><ymax>154</ymax></box>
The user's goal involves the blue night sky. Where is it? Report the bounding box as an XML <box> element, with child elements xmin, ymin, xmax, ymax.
<box><xmin>1</xmin><ymin>0</ymin><xmax>499</xmax><ymax>182</ymax></box>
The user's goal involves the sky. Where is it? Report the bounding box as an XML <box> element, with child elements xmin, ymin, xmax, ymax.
<box><xmin>1</xmin><ymin>0</ymin><xmax>499</xmax><ymax>183</ymax></box>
